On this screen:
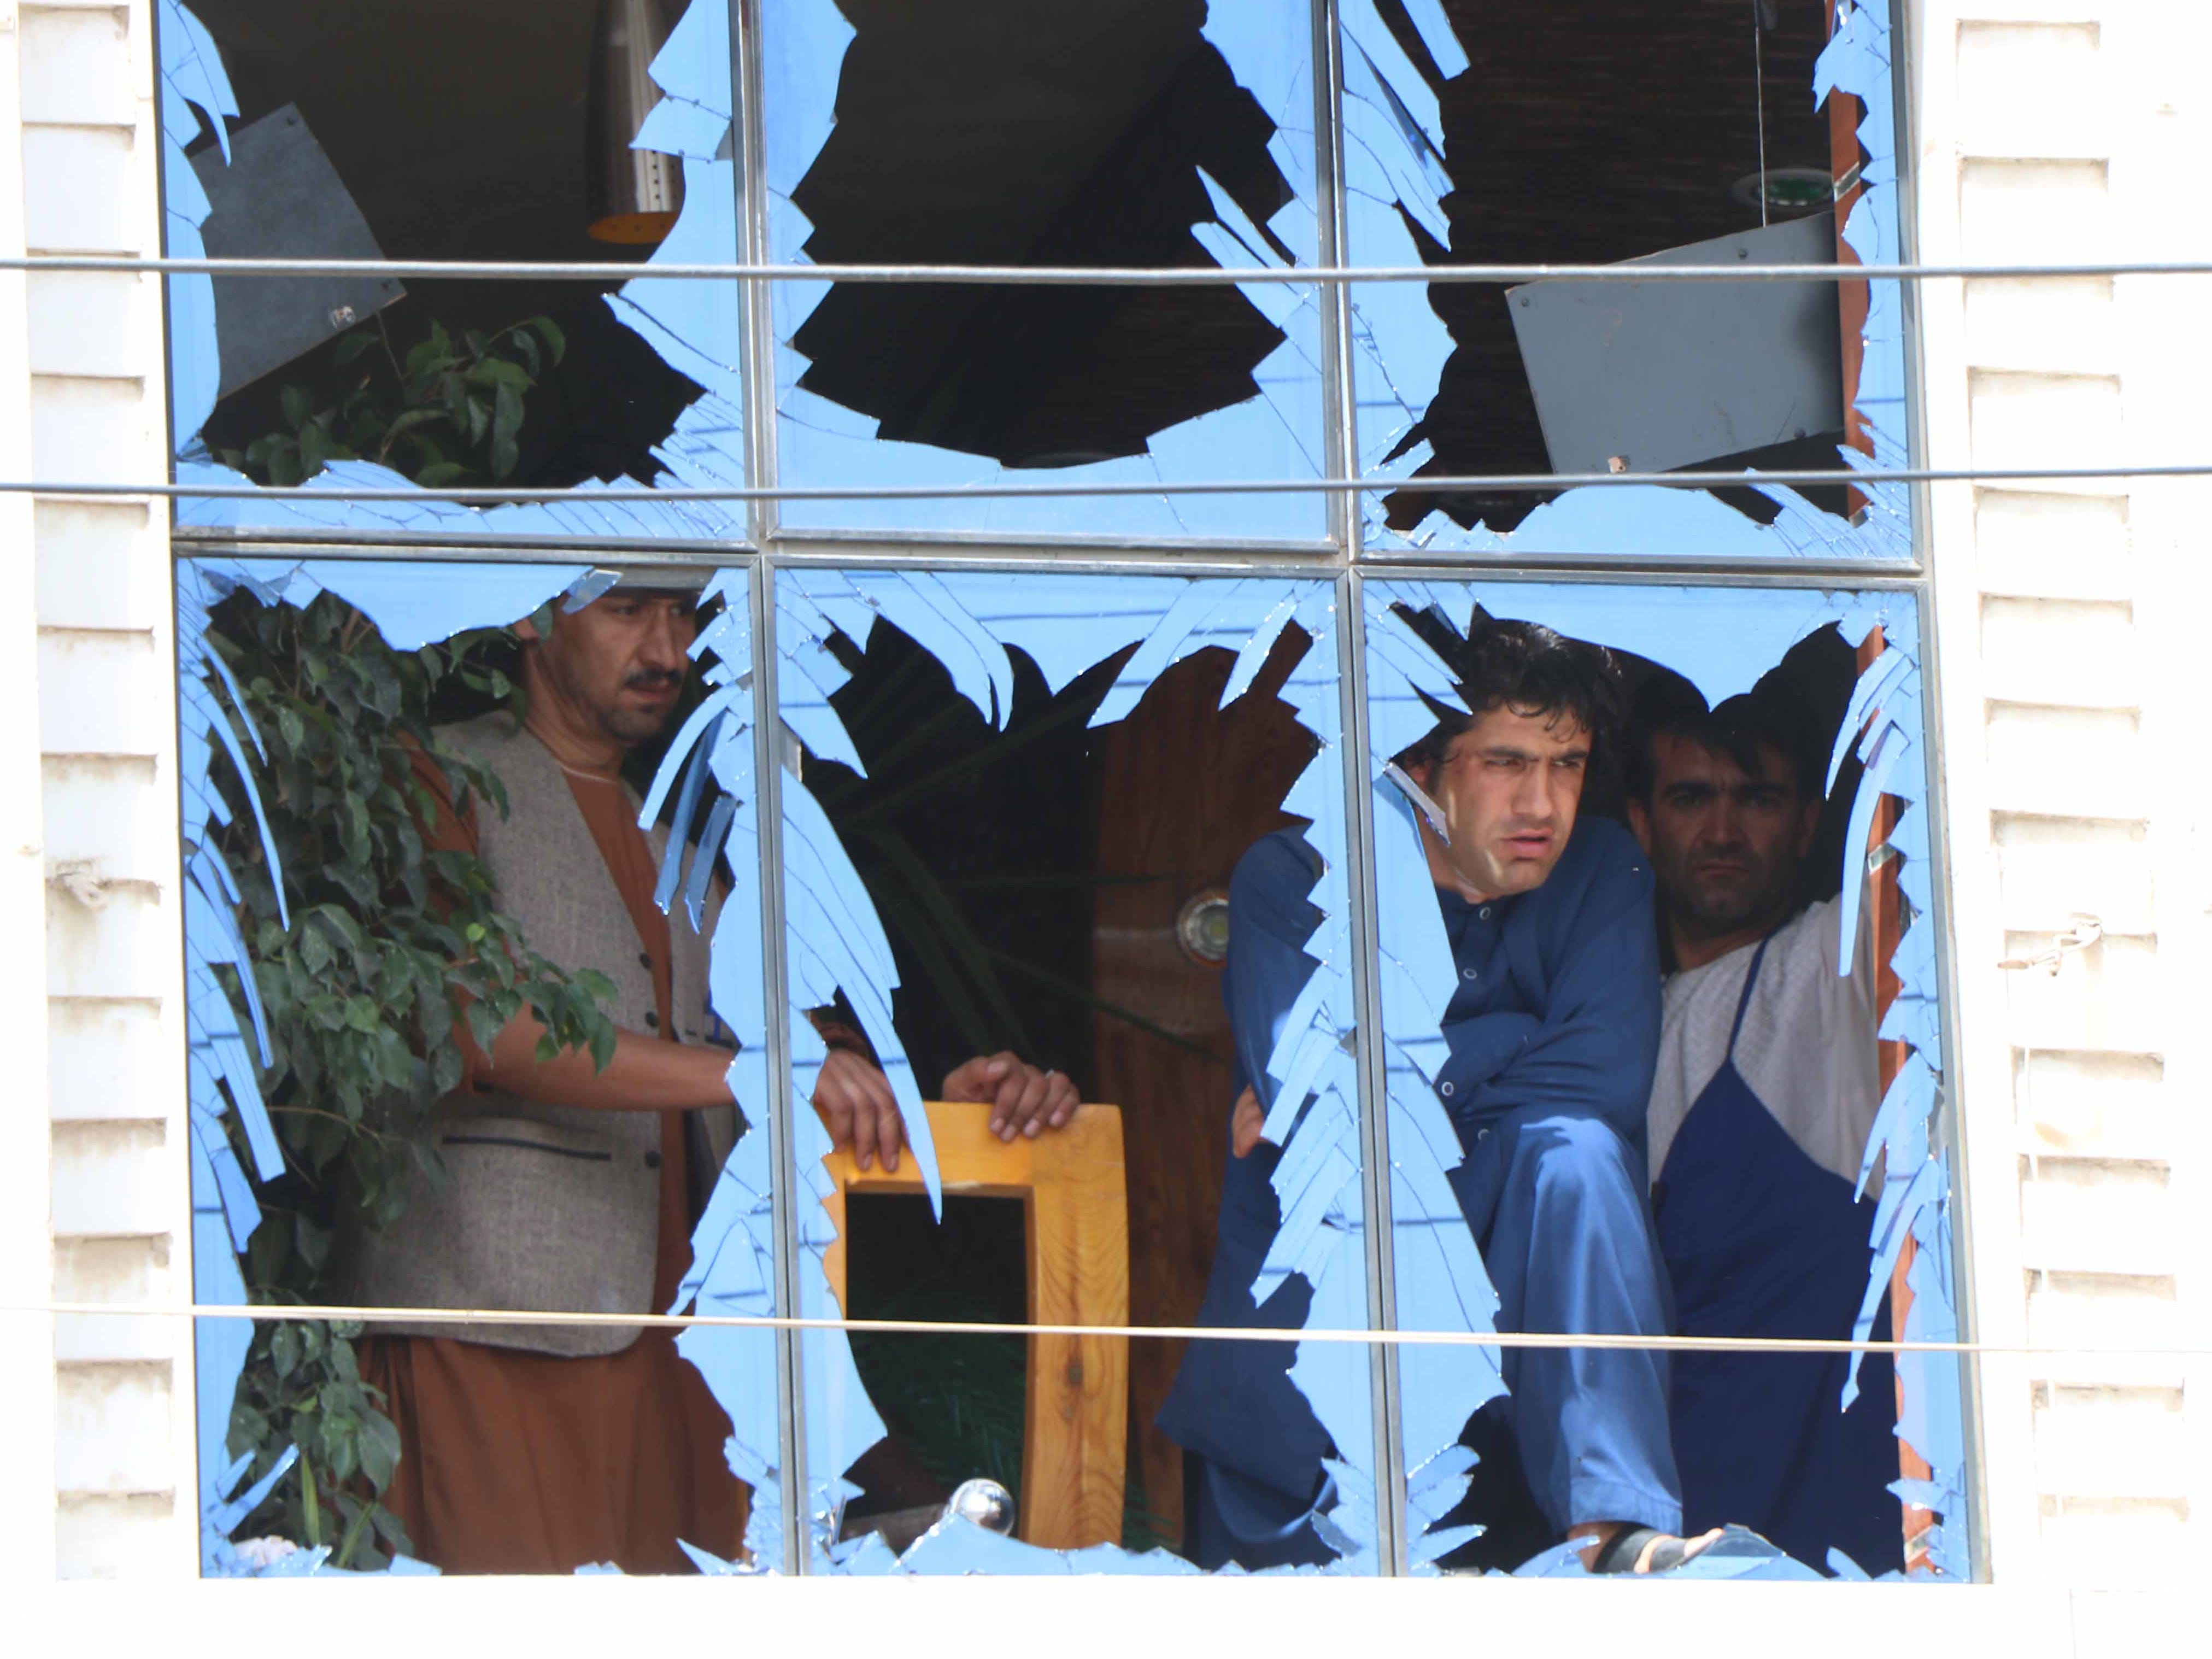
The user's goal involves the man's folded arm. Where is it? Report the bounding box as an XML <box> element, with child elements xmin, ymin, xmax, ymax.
<box><xmin>1442</xmin><ymin>865</ymin><xmax>1662</xmax><ymax>1144</ymax></box>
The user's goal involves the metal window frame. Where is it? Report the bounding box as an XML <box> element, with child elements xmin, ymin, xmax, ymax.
<box><xmin>157</xmin><ymin>0</ymin><xmax>1978</xmax><ymax>1582</ymax></box>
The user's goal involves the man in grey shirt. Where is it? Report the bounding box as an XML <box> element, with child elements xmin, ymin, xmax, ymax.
<box><xmin>1627</xmin><ymin>679</ymin><xmax>1903</xmax><ymax>1574</ymax></box>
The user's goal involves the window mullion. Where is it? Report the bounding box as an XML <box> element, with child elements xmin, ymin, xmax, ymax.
<box><xmin>1337</xmin><ymin>565</ymin><xmax>1409</xmax><ymax>1575</ymax></box>
<box><xmin>746</xmin><ymin>552</ymin><xmax>809</xmax><ymax>1574</ymax></box>
<box><xmin>736</xmin><ymin>0</ymin><xmax>781</xmax><ymax>553</ymax></box>
<box><xmin>1314</xmin><ymin>0</ymin><xmax>1357</xmax><ymax>561</ymax></box>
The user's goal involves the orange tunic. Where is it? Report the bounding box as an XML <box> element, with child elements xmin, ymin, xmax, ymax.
<box><xmin>360</xmin><ymin>752</ymin><xmax>748</xmax><ymax>1574</ymax></box>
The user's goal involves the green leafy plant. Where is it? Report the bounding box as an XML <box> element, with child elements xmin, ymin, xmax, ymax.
<box><xmin>209</xmin><ymin>592</ymin><xmax>616</xmax><ymax>1568</ymax></box>
<box><xmin>216</xmin><ymin>315</ymin><xmax>565</xmax><ymax>488</ymax></box>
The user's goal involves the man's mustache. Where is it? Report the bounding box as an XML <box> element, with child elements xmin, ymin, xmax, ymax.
<box><xmin>623</xmin><ymin>670</ymin><xmax>684</xmax><ymax>690</ymax></box>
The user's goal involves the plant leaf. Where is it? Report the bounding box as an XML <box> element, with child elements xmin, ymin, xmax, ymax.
<box><xmin>527</xmin><ymin>314</ymin><xmax>566</xmax><ymax>366</ymax></box>
<box><xmin>489</xmin><ymin>382</ymin><xmax>523</xmax><ymax>480</ymax></box>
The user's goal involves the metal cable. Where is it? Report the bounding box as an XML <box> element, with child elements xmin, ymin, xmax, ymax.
<box><xmin>1751</xmin><ymin>1</ymin><xmax>1769</xmax><ymax>231</ymax></box>
<box><xmin>6</xmin><ymin>254</ymin><xmax>2204</xmax><ymax>284</ymax></box>
<box><xmin>18</xmin><ymin>462</ymin><xmax>2211</xmax><ymax>503</ymax></box>
<box><xmin>11</xmin><ymin>1299</ymin><xmax>2199</xmax><ymax>1360</ymax></box>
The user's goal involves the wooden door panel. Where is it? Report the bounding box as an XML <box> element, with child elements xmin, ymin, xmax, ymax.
<box><xmin>1090</xmin><ymin>628</ymin><xmax>1318</xmax><ymax>1544</ymax></box>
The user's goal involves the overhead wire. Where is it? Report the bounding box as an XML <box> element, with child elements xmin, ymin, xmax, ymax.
<box><xmin>28</xmin><ymin>254</ymin><xmax>2191</xmax><ymax>501</ymax></box>
<box><xmin>15</xmin><ymin>463</ymin><xmax>2211</xmax><ymax>503</ymax></box>
<box><xmin>7</xmin><ymin>1298</ymin><xmax>2202</xmax><ymax>1361</ymax></box>
<box><xmin>7</xmin><ymin>254</ymin><xmax>2210</xmax><ymax>284</ymax></box>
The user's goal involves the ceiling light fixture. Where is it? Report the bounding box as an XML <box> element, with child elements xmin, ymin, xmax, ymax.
<box><xmin>1730</xmin><ymin>167</ymin><xmax>1838</xmax><ymax>217</ymax></box>
<box><xmin>586</xmin><ymin>0</ymin><xmax>685</xmax><ymax>245</ymax></box>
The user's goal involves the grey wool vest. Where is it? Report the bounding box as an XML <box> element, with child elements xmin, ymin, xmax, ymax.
<box><xmin>348</xmin><ymin>713</ymin><xmax>736</xmax><ymax>1356</ymax></box>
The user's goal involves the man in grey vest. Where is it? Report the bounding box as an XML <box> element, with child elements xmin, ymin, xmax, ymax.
<box><xmin>353</xmin><ymin>583</ymin><xmax>1076</xmax><ymax>1574</ymax></box>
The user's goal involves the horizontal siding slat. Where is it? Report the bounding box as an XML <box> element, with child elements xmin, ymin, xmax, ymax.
<box><xmin>48</xmin><ymin>996</ymin><xmax>174</xmax><ymax>1123</ymax></box>
<box><xmin>32</xmin><ymin>501</ymin><xmax>163</xmax><ymax>629</ymax></box>
<box><xmin>20</xmin><ymin>8</ymin><xmax>135</xmax><ymax>130</ymax></box>
<box><xmin>49</xmin><ymin>1119</ymin><xmax>171</xmax><ymax>1238</ymax></box>
<box><xmin>52</xmin><ymin>1361</ymin><xmax>173</xmax><ymax>1497</ymax></box>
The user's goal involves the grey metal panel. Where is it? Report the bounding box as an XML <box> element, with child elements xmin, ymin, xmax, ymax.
<box><xmin>1507</xmin><ymin>211</ymin><xmax>1845</xmax><ymax>477</ymax></box>
<box><xmin>189</xmin><ymin>104</ymin><xmax>404</xmax><ymax>397</ymax></box>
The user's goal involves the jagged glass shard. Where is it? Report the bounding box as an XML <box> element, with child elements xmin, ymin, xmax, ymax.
<box><xmin>161</xmin><ymin>1</ymin><xmax>748</xmax><ymax>542</ymax></box>
<box><xmin>1341</xmin><ymin>0</ymin><xmax>1912</xmax><ymax>561</ymax></box>
<box><xmin>770</xmin><ymin>567</ymin><xmax>1371</xmax><ymax>1572</ymax></box>
<box><xmin>158</xmin><ymin>0</ymin><xmax>233</xmax><ymax>453</ymax></box>
<box><xmin>759</xmin><ymin>0</ymin><xmax>1326</xmax><ymax>541</ymax></box>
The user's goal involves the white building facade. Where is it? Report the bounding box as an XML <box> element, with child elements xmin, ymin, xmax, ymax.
<box><xmin>2</xmin><ymin>1</ymin><xmax>2207</xmax><ymax>1650</ymax></box>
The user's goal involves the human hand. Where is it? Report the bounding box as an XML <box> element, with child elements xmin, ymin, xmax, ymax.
<box><xmin>943</xmin><ymin>1052</ymin><xmax>1078</xmax><ymax>1142</ymax></box>
<box><xmin>1230</xmin><ymin>1087</ymin><xmax>1266</xmax><ymax>1158</ymax></box>
<box><xmin>813</xmin><ymin>1047</ymin><xmax>903</xmax><ymax>1172</ymax></box>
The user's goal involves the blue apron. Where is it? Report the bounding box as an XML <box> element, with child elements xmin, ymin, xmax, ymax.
<box><xmin>1654</xmin><ymin>936</ymin><xmax>1904</xmax><ymax>1575</ymax></box>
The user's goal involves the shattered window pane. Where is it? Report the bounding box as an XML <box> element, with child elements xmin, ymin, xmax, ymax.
<box><xmin>760</xmin><ymin>1</ymin><xmax>1329</xmax><ymax>542</ymax></box>
<box><xmin>156</xmin><ymin>0</ymin><xmax>1975</xmax><ymax>1591</ymax></box>
<box><xmin>181</xmin><ymin>559</ymin><xmax>779</xmax><ymax>1576</ymax></box>
<box><xmin>162</xmin><ymin>1</ymin><xmax>749</xmax><ymax>542</ymax></box>
<box><xmin>771</xmin><ymin>568</ymin><xmax>1378</xmax><ymax>1570</ymax></box>
<box><xmin>1364</xmin><ymin>579</ymin><xmax>1963</xmax><ymax>1579</ymax></box>
<box><xmin>1341</xmin><ymin>0</ymin><xmax>1910</xmax><ymax>560</ymax></box>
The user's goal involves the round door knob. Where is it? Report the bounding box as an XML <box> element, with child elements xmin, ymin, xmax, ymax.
<box><xmin>1176</xmin><ymin>888</ymin><xmax>1231</xmax><ymax>966</ymax></box>
<box><xmin>944</xmin><ymin>1477</ymin><xmax>1017</xmax><ymax>1536</ymax></box>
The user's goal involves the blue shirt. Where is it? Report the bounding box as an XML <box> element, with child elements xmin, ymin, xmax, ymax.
<box><xmin>1426</xmin><ymin>815</ymin><xmax>1662</xmax><ymax>1160</ymax></box>
<box><xmin>1158</xmin><ymin>815</ymin><xmax>1662</xmax><ymax>1499</ymax></box>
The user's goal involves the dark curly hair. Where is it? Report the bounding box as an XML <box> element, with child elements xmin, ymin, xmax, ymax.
<box><xmin>1392</xmin><ymin>609</ymin><xmax>1625</xmax><ymax>776</ymax></box>
<box><xmin>1626</xmin><ymin>671</ymin><xmax>1822</xmax><ymax>805</ymax></box>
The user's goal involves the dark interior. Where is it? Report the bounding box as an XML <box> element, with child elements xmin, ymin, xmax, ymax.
<box><xmin>802</xmin><ymin>621</ymin><xmax>1125</xmax><ymax>1099</ymax></box>
<box><xmin>842</xmin><ymin>1192</ymin><xmax>1032</xmax><ymax>1522</ymax></box>
<box><xmin>788</xmin><ymin>0</ymin><xmax>1289</xmax><ymax>466</ymax></box>
<box><xmin>181</xmin><ymin>0</ymin><xmax>1859</xmax><ymax>510</ymax></box>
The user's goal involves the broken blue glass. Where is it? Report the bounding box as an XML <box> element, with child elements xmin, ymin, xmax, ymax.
<box><xmin>1365</xmin><ymin>579</ymin><xmax>1961</xmax><ymax>1579</ymax></box>
<box><xmin>1341</xmin><ymin>0</ymin><xmax>1912</xmax><ymax>561</ymax></box>
<box><xmin>760</xmin><ymin>0</ymin><xmax>1328</xmax><ymax>542</ymax></box>
<box><xmin>160</xmin><ymin>1</ymin><xmax>749</xmax><ymax>543</ymax></box>
<box><xmin>764</xmin><ymin>568</ymin><xmax>1372</xmax><ymax>1571</ymax></box>
<box><xmin>181</xmin><ymin>558</ymin><xmax>777</xmax><ymax>1575</ymax></box>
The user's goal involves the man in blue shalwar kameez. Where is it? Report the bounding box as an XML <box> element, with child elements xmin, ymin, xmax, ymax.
<box><xmin>1160</xmin><ymin>620</ymin><xmax>1720</xmax><ymax>1575</ymax></box>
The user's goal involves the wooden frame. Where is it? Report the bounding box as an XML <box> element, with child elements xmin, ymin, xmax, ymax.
<box><xmin>1858</xmin><ymin>627</ymin><xmax>1939</xmax><ymax>1574</ymax></box>
<box><xmin>820</xmin><ymin>1100</ymin><xmax>1130</xmax><ymax>1550</ymax></box>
